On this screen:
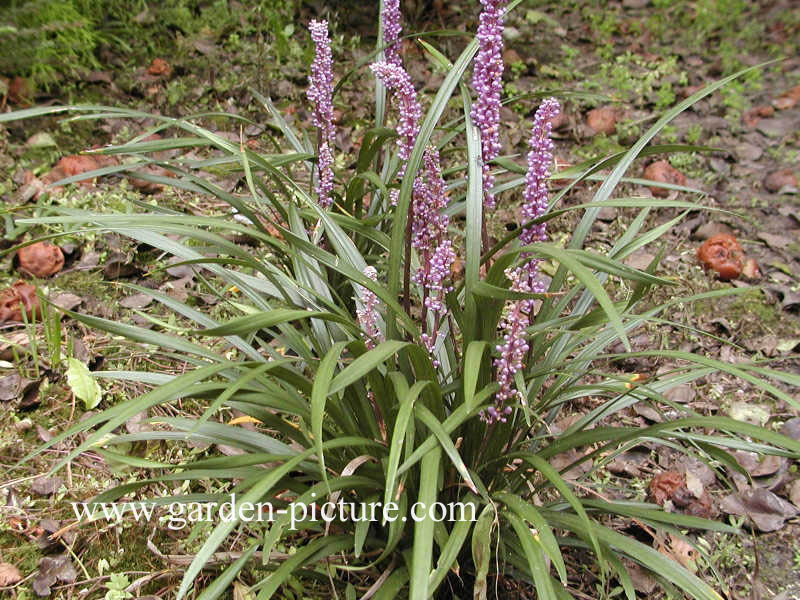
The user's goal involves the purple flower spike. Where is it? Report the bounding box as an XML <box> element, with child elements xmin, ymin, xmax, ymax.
<box><xmin>470</xmin><ymin>0</ymin><xmax>508</xmax><ymax>210</ymax></box>
<box><xmin>520</xmin><ymin>98</ymin><xmax>560</xmax><ymax>248</ymax></box>
<box><xmin>381</xmin><ymin>0</ymin><xmax>403</xmax><ymax>68</ymax></box>
<box><xmin>370</xmin><ymin>61</ymin><xmax>422</xmax><ymax>176</ymax></box>
<box><xmin>307</xmin><ymin>20</ymin><xmax>336</xmax><ymax>209</ymax></box>
<box><xmin>483</xmin><ymin>98</ymin><xmax>560</xmax><ymax>425</ymax></box>
<box><xmin>356</xmin><ymin>266</ymin><xmax>383</xmax><ymax>348</ymax></box>
<box><xmin>411</xmin><ymin>148</ymin><xmax>455</xmax><ymax>362</ymax></box>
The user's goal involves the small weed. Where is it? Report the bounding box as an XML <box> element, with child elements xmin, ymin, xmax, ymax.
<box><xmin>685</xmin><ymin>124</ymin><xmax>703</xmax><ymax>145</ymax></box>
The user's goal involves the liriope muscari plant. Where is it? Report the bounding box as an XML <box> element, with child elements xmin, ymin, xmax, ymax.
<box><xmin>4</xmin><ymin>2</ymin><xmax>800</xmax><ymax>600</ymax></box>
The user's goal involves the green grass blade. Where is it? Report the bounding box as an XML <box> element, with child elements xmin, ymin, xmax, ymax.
<box><xmin>415</xmin><ymin>404</ymin><xmax>479</xmax><ymax>495</ymax></box>
<box><xmin>312</xmin><ymin>341</ymin><xmax>348</xmax><ymax>494</ymax></box>
<box><xmin>409</xmin><ymin>447</ymin><xmax>441</xmax><ymax>600</ymax></box>
<box><xmin>195</xmin><ymin>542</ymin><xmax>259</xmax><ymax>600</ymax></box>
<box><xmin>328</xmin><ymin>341</ymin><xmax>408</xmax><ymax>395</ymax></box>
<box><xmin>506</xmin><ymin>512</ymin><xmax>557</xmax><ymax>600</ymax></box>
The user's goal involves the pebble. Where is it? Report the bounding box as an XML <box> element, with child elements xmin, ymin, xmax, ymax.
<box><xmin>734</xmin><ymin>142</ymin><xmax>762</xmax><ymax>162</ymax></box>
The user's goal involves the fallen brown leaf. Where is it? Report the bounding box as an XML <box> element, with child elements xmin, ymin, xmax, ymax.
<box><xmin>147</xmin><ymin>57</ymin><xmax>171</xmax><ymax>77</ymax></box>
<box><xmin>0</xmin><ymin>562</ymin><xmax>22</xmax><ymax>586</ymax></box>
<box><xmin>720</xmin><ymin>487</ymin><xmax>798</xmax><ymax>532</ymax></box>
<box><xmin>648</xmin><ymin>471</ymin><xmax>684</xmax><ymax>505</ymax></box>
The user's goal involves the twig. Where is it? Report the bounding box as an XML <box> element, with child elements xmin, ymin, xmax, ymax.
<box><xmin>360</xmin><ymin>558</ymin><xmax>395</xmax><ymax>600</ymax></box>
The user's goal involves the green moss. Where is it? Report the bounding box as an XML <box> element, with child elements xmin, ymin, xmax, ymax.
<box><xmin>726</xmin><ymin>289</ymin><xmax>782</xmax><ymax>328</ymax></box>
<box><xmin>0</xmin><ymin>1</ymin><xmax>100</xmax><ymax>88</ymax></box>
<box><xmin>0</xmin><ymin>532</ymin><xmax>41</xmax><ymax>574</ymax></box>
<box><xmin>695</xmin><ymin>288</ymin><xmax>785</xmax><ymax>339</ymax></box>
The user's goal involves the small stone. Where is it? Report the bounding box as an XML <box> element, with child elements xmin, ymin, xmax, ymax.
<box><xmin>664</xmin><ymin>384</ymin><xmax>695</xmax><ymax>404</ymax></box>
<box><xmin>692</xmin><ymin>221</ymin><xmax>733</xmax><ymax>241</ymax></box>
<box><xmin>120</xmin><ymin>293</ymin><xmax>153</xmax><ymax>309</ymax></box>
<box><xmin>764</xmin><ymin>169</ymin><xmax>798</xmax><ymax>193</ymax></box>
<box><xmin>30</xmin><ymin>476</ymin><xmax>63</xmax><ymax>496</ymax></box>
<box><xmin>51</xmin><ymin>293</ymin><xmax>83</xmax><ymax>311</ymax></box>
<box><xmin>758</xmin><ymin>231</ymin><xmax>794</xmax><ymax>251</ymax></box>
<box><xmin>623</xmin><ymin>250</ymin><xmax>655</xmax><ymax>271</ymax></box>
<box><xmin>597</xmin><ymin>206</ymin><xmax>618</xmax><ymax>222</ymax></box>
<box><xmin>780</xmin><ymin>418</ymin><xmax>800</xmax><ymax>442</ymax></box>
<box><xmin>708</xmin><ymin>157</ymin><xmax>729</xmax><ymax>175</ymax></box>
<box><xmin>165</xmin><ymin>256</ymin><xmax>194</xmax><ymax>278</ymax></box>
<box><xmin>734</xmin><ymin>142</ymin><xmax>762</xmax><ymax>162</ymax></box>
<box><xmin>756</xmin><ymin>117</ymin><xmax>796</xmax><ymax>138</ymax></box>
<box><xmin>790</xmin><ymin>480</ymin><xmax>800</xmax><ymax>508</ymax></box>
<box><xmin>772</xmin><ymin>85</ymin><xmax>800</xmax><ymax>111</ymax></box>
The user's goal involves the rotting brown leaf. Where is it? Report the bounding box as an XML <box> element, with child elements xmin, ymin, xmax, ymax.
<box><xmin>30</xmin><ymin>476</ymin><xmax>63</xmax><ymax>497</ymax></box>
<box><xmin>720</xmin><ymin>487</ymin><xmax>799</xmax><ymax>532</ymax></box>
<box><xmin>32</xmin><ymin>554</ymin><xmax>78</xmax><ymax>596</ymax></box>
<box><xmin>0</xmin><ymin>280</ymin><xmax>40</xmax><ymax>323</ymax></box>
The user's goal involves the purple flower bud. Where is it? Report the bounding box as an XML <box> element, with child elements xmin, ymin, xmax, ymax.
<box><xmin>381</xmin><ymin>0</ymin><xmax>403</xmax><ymax>69</ymax></box>
<box><xmin>485</xmin><ymin>99</ymin><xmax>560</xmax><ymax>425</ymax></box>
<box><xmin>470</xmin><ymin>0</ymin><xmax>508</xmax><ymax>210</ymax></box>
<box><xmin>307</xmin><ymin>20</ymin><xmax>336</xmax><ymax>209</ymax></box>
<box><xmin>519</xmin><ymin>98</ymin><xmax>560</xmax><ymax>248</ymax></box>
<box><xmin>370</xmin><ymin>61</ymin><xmax>422</xmax><ymax>176</ymax></box>
<box><xmin>410</xmin><ymin>148</ymin><xmax>455</xmax><ymax>361</ymax></box>
<box><xmin>356</xmin><ymin>266</ymin><xmax>383</xmax><ymax>348</ymax></box>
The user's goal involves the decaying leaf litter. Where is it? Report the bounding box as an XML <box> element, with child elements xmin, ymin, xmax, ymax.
<box><xmin>1</xmin><ymin>0</ymin><xmax>799</xmax><ymax>598</ymax></box>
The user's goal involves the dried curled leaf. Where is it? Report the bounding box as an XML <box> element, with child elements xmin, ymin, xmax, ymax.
<box><xmin>33</xmin><ymin>554</ymin><xmax>78</xmax><ymax>596</ymax></box>
<box><xmin>17</xmin><ymin>242</ymin><xmax>64</xmax><ymax>278</ymax></box>
<box><xmin>0</xmin><ymin>280</ymin><xmax>40</xmax><ymax>323</ymax></box>
<box><xmin>0</xmin><ymin>562</ymin><xmax>22</xmax><ymax>586</ymax></box>
<box><xmin>648</xmin><ymin>471</ymin><xmax>684</xmax><ymax>505</ymax></box>
<box><xmin>643</xmin><ymin>160</ymin><xmax>686</xmax><ymax>197</ymax></box>
<box><xmin>696</xmin><ymin>233</ymin><xmax>744</xmax><ymax>281</ymax></box>
<box><xmin>147</xmin><ymin>57</ymin><xmax>171</xmax><ymax>77</ymax></box>
<box><xmin>720</xmin><ymin>487</ymin><xmax>799</xmax><ymax>532</ymax></box>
